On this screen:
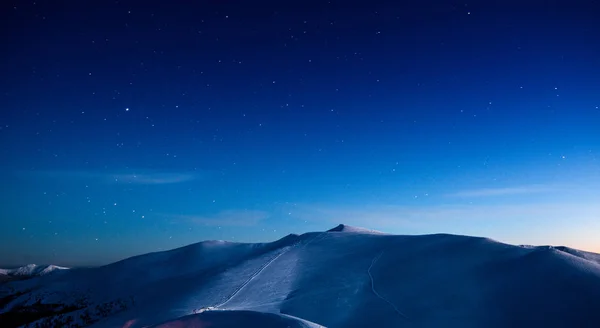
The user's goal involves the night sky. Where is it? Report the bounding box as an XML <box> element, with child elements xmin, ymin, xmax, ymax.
<box><xmin>1</xmin><ymin>0</ymin><xmax>599</xmax><ymax>267</ymax></box>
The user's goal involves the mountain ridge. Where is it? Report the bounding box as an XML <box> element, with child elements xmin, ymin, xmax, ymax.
<box><xmin>1</xmin><ymin>224</ymin><xmax>599</xmax><ymax>328</ymax></box>
<box><xmin>0</xmin><ymin>264</ymin><xmax>68</xmax><ymax>277</ymax></box>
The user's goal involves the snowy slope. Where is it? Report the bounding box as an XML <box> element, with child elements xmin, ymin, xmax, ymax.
<box><xmin>38</xmin><ymin>265</ymin><xmax>69</xmax><ymax>276</ymax></box>
<box><xmin>1</xmin><ymin>226</ymin><xmax>600</xmax><ymax>328</ymax></box>
<box><xmin>9</xmin><ymin>264</ymin><xmax>41</xmax><ymax>276</ymax></box>
<box><xmin>148</xmin><ymin>310</ymin><xmax>324</xmax><ymax>328</ymax></box>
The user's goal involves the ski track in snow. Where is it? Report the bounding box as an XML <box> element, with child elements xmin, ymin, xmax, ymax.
<box><xmin>302</xmin><ymin>232</ymin><xmax>328</xmax><ymax>250</ymax></box>
<box><xmin>202</xmin><ymin>232</ymin><xmax>328</xmax><ymax>312</ymax></box>
<box><xmin>368</xmin><ymin>250</ymin><xmax>409</xmax><ymax>320</ymax></box>
<box><xmin>214</xmin><ymin>246</ymin><xmax>293</xmax><ymax>309</ymax></box>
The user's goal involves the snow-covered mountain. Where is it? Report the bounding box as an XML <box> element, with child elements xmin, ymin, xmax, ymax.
<box><xmin>0</xmin><ymin>264</ymin><xmax>69</xmax><ymax>277</ymax></box>
<box><xmin>327</xmin><ymin>223</ymin><xmax>385</xmax><ymax>234</ymax></box>
<box><xmin>1</xmin><ymin>224</ymin><xmax>600</xmax><ymax>328</ymax></box>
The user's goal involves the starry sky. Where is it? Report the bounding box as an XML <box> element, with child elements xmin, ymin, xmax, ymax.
<box><xmin>1</xmin><ymin>0</ymin><xmax>599</xmax><ymax>267</ymax></box>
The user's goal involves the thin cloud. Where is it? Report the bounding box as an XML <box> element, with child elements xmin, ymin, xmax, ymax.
<box><xmin>171</xmin><ymin>210</ymin><xmax>269</xmax><ymax>227</ymax></box>
<box><xmin>21</xmin><ymin>170</ymin><xmax>204</xmax><ymax>185</ymax></box>
<box><xmin>109</xmin><ymin>173</ymin><xmax>198</xmax><ymax>184</ymax></box>
<box><xmin>446</xmin><ymin>185</ymin><xmax>556</xmax><ymax>198</ymax></box>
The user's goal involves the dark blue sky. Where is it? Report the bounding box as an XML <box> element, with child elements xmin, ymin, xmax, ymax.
<box><xmin>1</xmin><ymin>0</ymin><xmax>599</xmax><ymax>267</ymax></box>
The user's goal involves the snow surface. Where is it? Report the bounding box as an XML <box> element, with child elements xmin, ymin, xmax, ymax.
<box><xmin>148</xmin><ymin>310</ymin><xmax>323</xmax><ymax>328</ymax></box>
<box><xmin>2</xmin><ymin>225</ymin><xmax>600</xmax><ymax>328</ymax></box>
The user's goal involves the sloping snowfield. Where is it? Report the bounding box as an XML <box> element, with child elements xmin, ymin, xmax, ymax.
<box><xmin>1</xmin><ymin>224</ymin><xmax>600</xmax><ymax>328</ymax></box>
<box><xmin>148</xmin><ymin>310</ymin><xmax>323</xmax><ymax>328</ymax></box>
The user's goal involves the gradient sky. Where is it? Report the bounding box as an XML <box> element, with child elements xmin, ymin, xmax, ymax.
<box><xmin>1</xmin><ymin>0</ymin><xmax>599</xmax><ymax>267</ymax></box>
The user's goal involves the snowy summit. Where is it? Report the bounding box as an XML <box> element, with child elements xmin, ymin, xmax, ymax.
<box><xmin>1</xmin><ymin>225</ymin><xmax>600</xmax><ymax>328</ymax></box>
<box><xmin>327</xmin><ymin>224</ymin><xmax>385</xmax><ymax>234</ymax></box>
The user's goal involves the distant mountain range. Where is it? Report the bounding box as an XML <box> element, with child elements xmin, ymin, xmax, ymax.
<box><xmin>0</xmin><ymin>264</ymin><xmax>69</xmax><ymax>277</ymax></box>
<box><xmin>1</xmin><ymin>224</ymin><xmax>600</xmax><ymax>328</ymax></box>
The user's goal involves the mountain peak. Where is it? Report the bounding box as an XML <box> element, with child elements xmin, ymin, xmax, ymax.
<box><xmin>0</xmin><ymin>264</ymin><xmax>69</xmax><ymax>277</ymax></box>
<box><xmin>327</xmin><ymin>224</ymin><xmax>383</xmax><ymax>234</ymax></box>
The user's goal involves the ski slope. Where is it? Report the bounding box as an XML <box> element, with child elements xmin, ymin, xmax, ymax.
<box><xmin>214</xmin><ymin>245</ymin><xmax>293</xmax><ymax>309</ymax></box>
<box><xmin>367</xmin><ymin>251</ymin><xmax>408</xmax><ymax>320</ymax></box>
<box><xmin>2</xmin><ymin>225</ymin><xmax>600</xmax><ymax>328</ymax></box>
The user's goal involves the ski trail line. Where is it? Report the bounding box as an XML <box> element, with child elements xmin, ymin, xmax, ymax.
<box><xmin>214</xmin><ymin>231</ymin><xmax>327</xmax><ymax>310</ymax></box>
<box><xmin>301</xmin><ymin>231</ymin><xmax>327</xmax><ymax>249</ymax></box>
<box><xmin>368</xmin><ymin>251</ymin><xmax>409</xmax><ymax>320</ymax></box>
<box><xmin>215</xmin><ymin>246</ymin><xmax>292</xmax><ymax>309</ymax></box>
